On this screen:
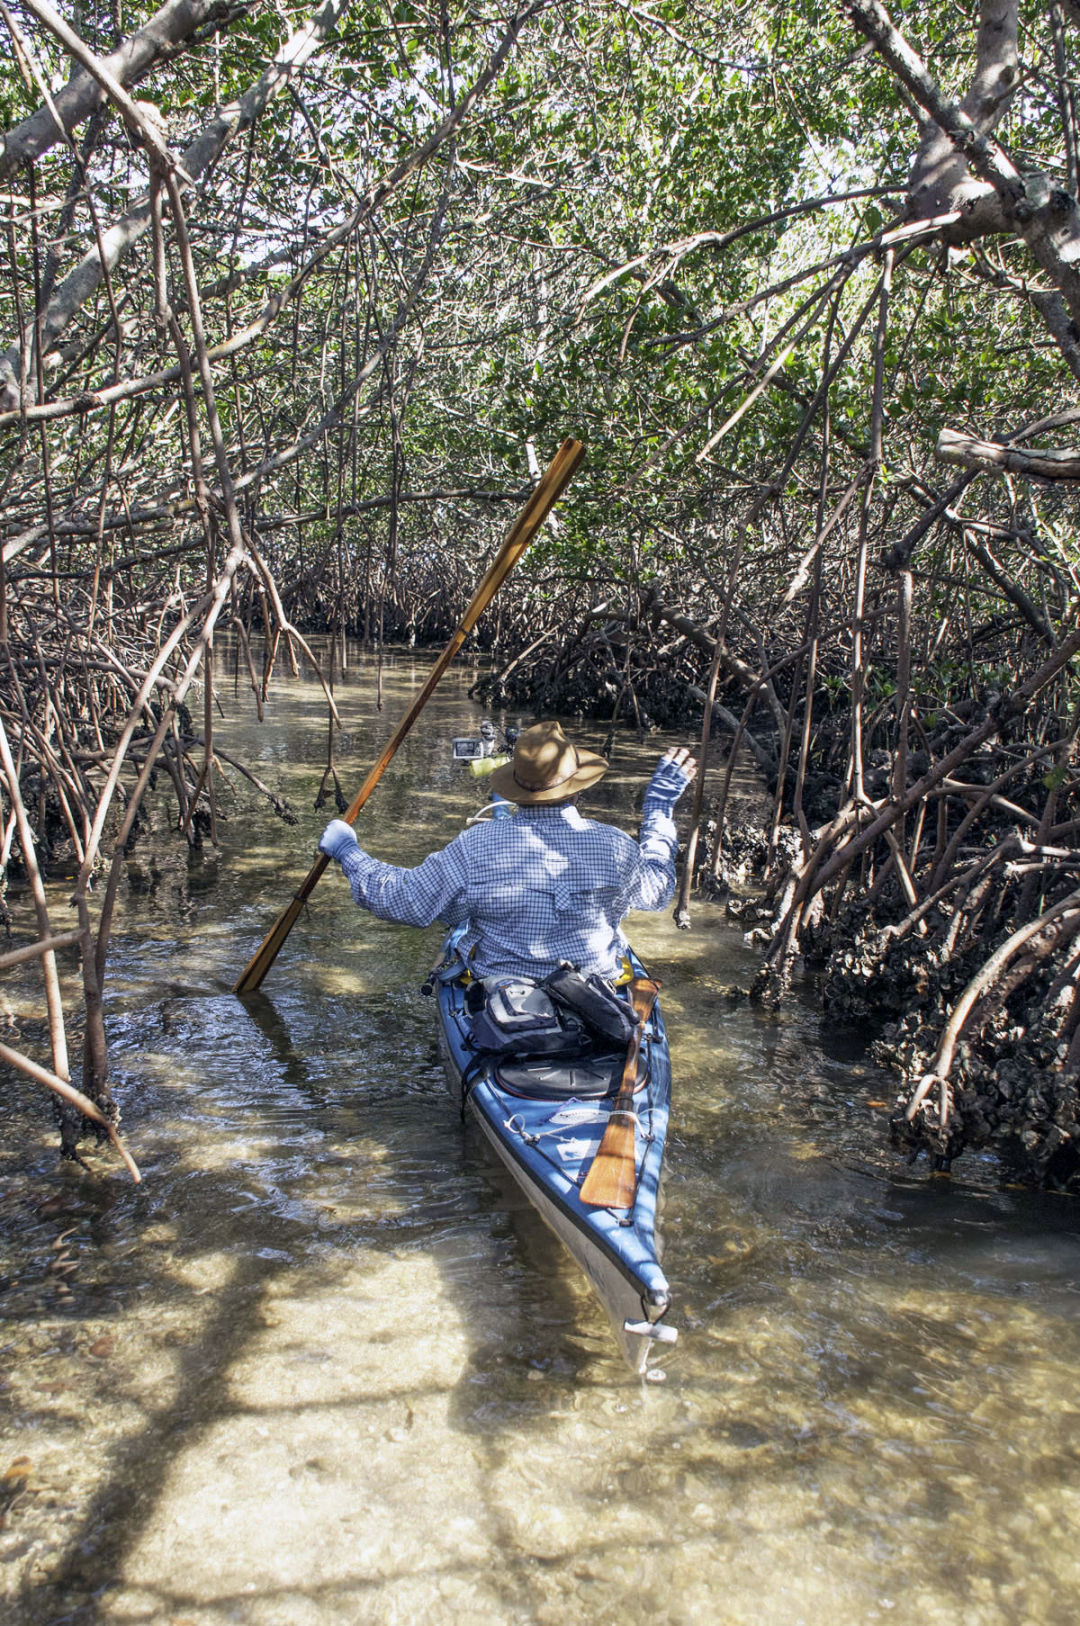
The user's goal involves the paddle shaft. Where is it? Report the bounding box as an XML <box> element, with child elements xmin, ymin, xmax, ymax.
<box><xmin>234</xmin><ymin>436</ymin><xmax>586</xmax><ymax>994</ymax></box>
<box><xmin>578</xmin><ymin>978</ymin><xmax>660</xmax><ymax>1209</ymax></box>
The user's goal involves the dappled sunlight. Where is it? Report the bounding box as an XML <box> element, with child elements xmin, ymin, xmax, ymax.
<box><xmin>117</xmin><ymin>1253</ymin><xmax>478</xmax><ymax>1611</ymax></box>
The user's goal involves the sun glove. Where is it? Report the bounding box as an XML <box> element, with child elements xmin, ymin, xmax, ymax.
<box><xmin>319</xmin><ymin>818</ymin><xmax>358</xmax><ymax>863</ymax></box>
<box><xmin>642</xmin><ymin>756</ymin><xmax>693</xmax><ymax>819</ymax></box>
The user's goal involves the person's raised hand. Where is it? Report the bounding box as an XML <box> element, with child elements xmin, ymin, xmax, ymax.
<box><xmin>643</xmin><ymin>746</ymin><xmax>698</xmax><ymax>817</ymax></box>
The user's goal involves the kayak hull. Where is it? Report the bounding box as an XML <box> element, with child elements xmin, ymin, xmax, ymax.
<box><xmin>435</xmin><ymin>936</ymin><xmax>675</xmax><ymax>1372</ymax></box>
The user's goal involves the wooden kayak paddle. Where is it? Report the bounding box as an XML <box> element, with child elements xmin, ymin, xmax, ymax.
<box><xmin>234</xmin><ymin>436</ymin><xmax>586</xmax><ymax>994</ymax></box>
<box><xmin>579</xmin><ymin>978</ymin><xmax>660</xmax><ymax>1209</ymax></box>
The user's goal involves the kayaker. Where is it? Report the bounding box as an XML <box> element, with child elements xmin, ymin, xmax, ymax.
<box><xmin>317</xmin><ymin>719</ymin><xmax>696</xmax><ymax>980</ymax></box>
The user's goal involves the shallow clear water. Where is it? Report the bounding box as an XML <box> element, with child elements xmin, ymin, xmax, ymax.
<box><xmin>2</xmin><ymin>649</ymin><xmax>1080</xmax><ymax>1625</ymax></box>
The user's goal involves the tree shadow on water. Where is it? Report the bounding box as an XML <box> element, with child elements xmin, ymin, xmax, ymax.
<box><xmin>1</xmin><ymin>976</ymin><xmax>631</xmax><ymax>1624</ymax></box>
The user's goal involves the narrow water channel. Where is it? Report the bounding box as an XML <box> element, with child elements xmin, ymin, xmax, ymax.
<box><xmin>2</xmin><ymin>649</ymin><xmax>1080</xmax><ymax>1625</ymax></box>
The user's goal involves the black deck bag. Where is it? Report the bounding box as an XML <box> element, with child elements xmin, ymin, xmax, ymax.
<box><xmin>542</xmin><ymin>961</ymin><xmax>640</xmax><ymax>1048</ymax></box>
<box><xmin>466</xmin><ymin>975</ymin><xmax>587</xmax><ymax>1058</ymax></box>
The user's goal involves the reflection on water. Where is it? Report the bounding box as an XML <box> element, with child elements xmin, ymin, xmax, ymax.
<box><xmin>2</xmin><ymin>648</ymin><xmax>1080</xmax><ymax>1625</ymax></box>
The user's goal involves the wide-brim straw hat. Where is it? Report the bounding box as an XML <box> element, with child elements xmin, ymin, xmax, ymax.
<box><xmin>489</xmin><ymin>720</ymin><xmax>608</xmax><ymax>805</ymax></box>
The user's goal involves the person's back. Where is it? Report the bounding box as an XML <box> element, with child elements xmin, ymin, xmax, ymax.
<box><xmin>441</xmin><ymin>799</ymin><xmax>673</xmax><ymax>978</ymax></box>
<box><xmin>319</xmin><ymin>721</ymin><xmax>696</xmax><ymax>981</ymax></box>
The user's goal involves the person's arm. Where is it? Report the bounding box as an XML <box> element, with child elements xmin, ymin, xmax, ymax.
<box><xmin>626</xmin><ymin>747</ymin><xmax>698</xmax><ymax>911</ymax></box>
<box><xmin>319</xmin><ymin>820</ymin><xmax>469</xmax><ymax>927</ymax></box>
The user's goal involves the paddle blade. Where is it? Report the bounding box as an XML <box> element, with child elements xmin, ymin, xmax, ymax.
<box><xmin>234</xmin><ymin>891</ymin><xmax>308</xmax><ymax>994</ymax></box>
<box><xmin>579</xmin><ymin>1111</ymin><xmax>638</xmax><ymax>1209</ymax></box>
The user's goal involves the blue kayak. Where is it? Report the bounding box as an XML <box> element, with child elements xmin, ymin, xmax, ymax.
<box><xmin>434</xmin><ymin>927</ymin><xmax>677</xmax><ymax>1372</ymax></box>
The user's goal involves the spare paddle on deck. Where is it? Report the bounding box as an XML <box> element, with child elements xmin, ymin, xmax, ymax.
<box><xmin>234</xmin><ymin>436</ymin><xmax>586</xmax><ymax>995</ymax></box>
<box><xmin>579</xmin><ymin>978</ymin><xmax>660</xmax><ymax>1209</ymax></box>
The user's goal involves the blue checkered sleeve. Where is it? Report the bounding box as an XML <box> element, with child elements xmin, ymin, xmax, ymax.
<box><xmin>633</xmin><ymin>807</ymin><xmax>679</xmax><ymax>905</ymax></box>
<box><xmin>338</xmin><ymin>839</ymin><xmax>470</xmax><ymax>928</ymax></box>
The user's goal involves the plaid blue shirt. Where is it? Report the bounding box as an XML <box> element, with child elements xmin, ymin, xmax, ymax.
<box><xmin>337</xmin><ymin>803</ymin><xmax>678</xmax><ymax>978</ymax></box>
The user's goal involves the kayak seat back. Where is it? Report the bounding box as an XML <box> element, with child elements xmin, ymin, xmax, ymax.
<box><xmin>493</xmin><ymin>1050</ymin><xmax>646</xmax><ymax>1099</ymax></box>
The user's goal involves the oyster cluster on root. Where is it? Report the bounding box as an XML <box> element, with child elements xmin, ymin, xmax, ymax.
<box><xmin>702</xmin><ymin>806</ymin><xmax>1080</xmax><ymax>1191</ymax></box>
<box><xmin>813</xmin><ymin>906</ymin><xmax>1080</xmax><ymax>1182</ymax></box>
